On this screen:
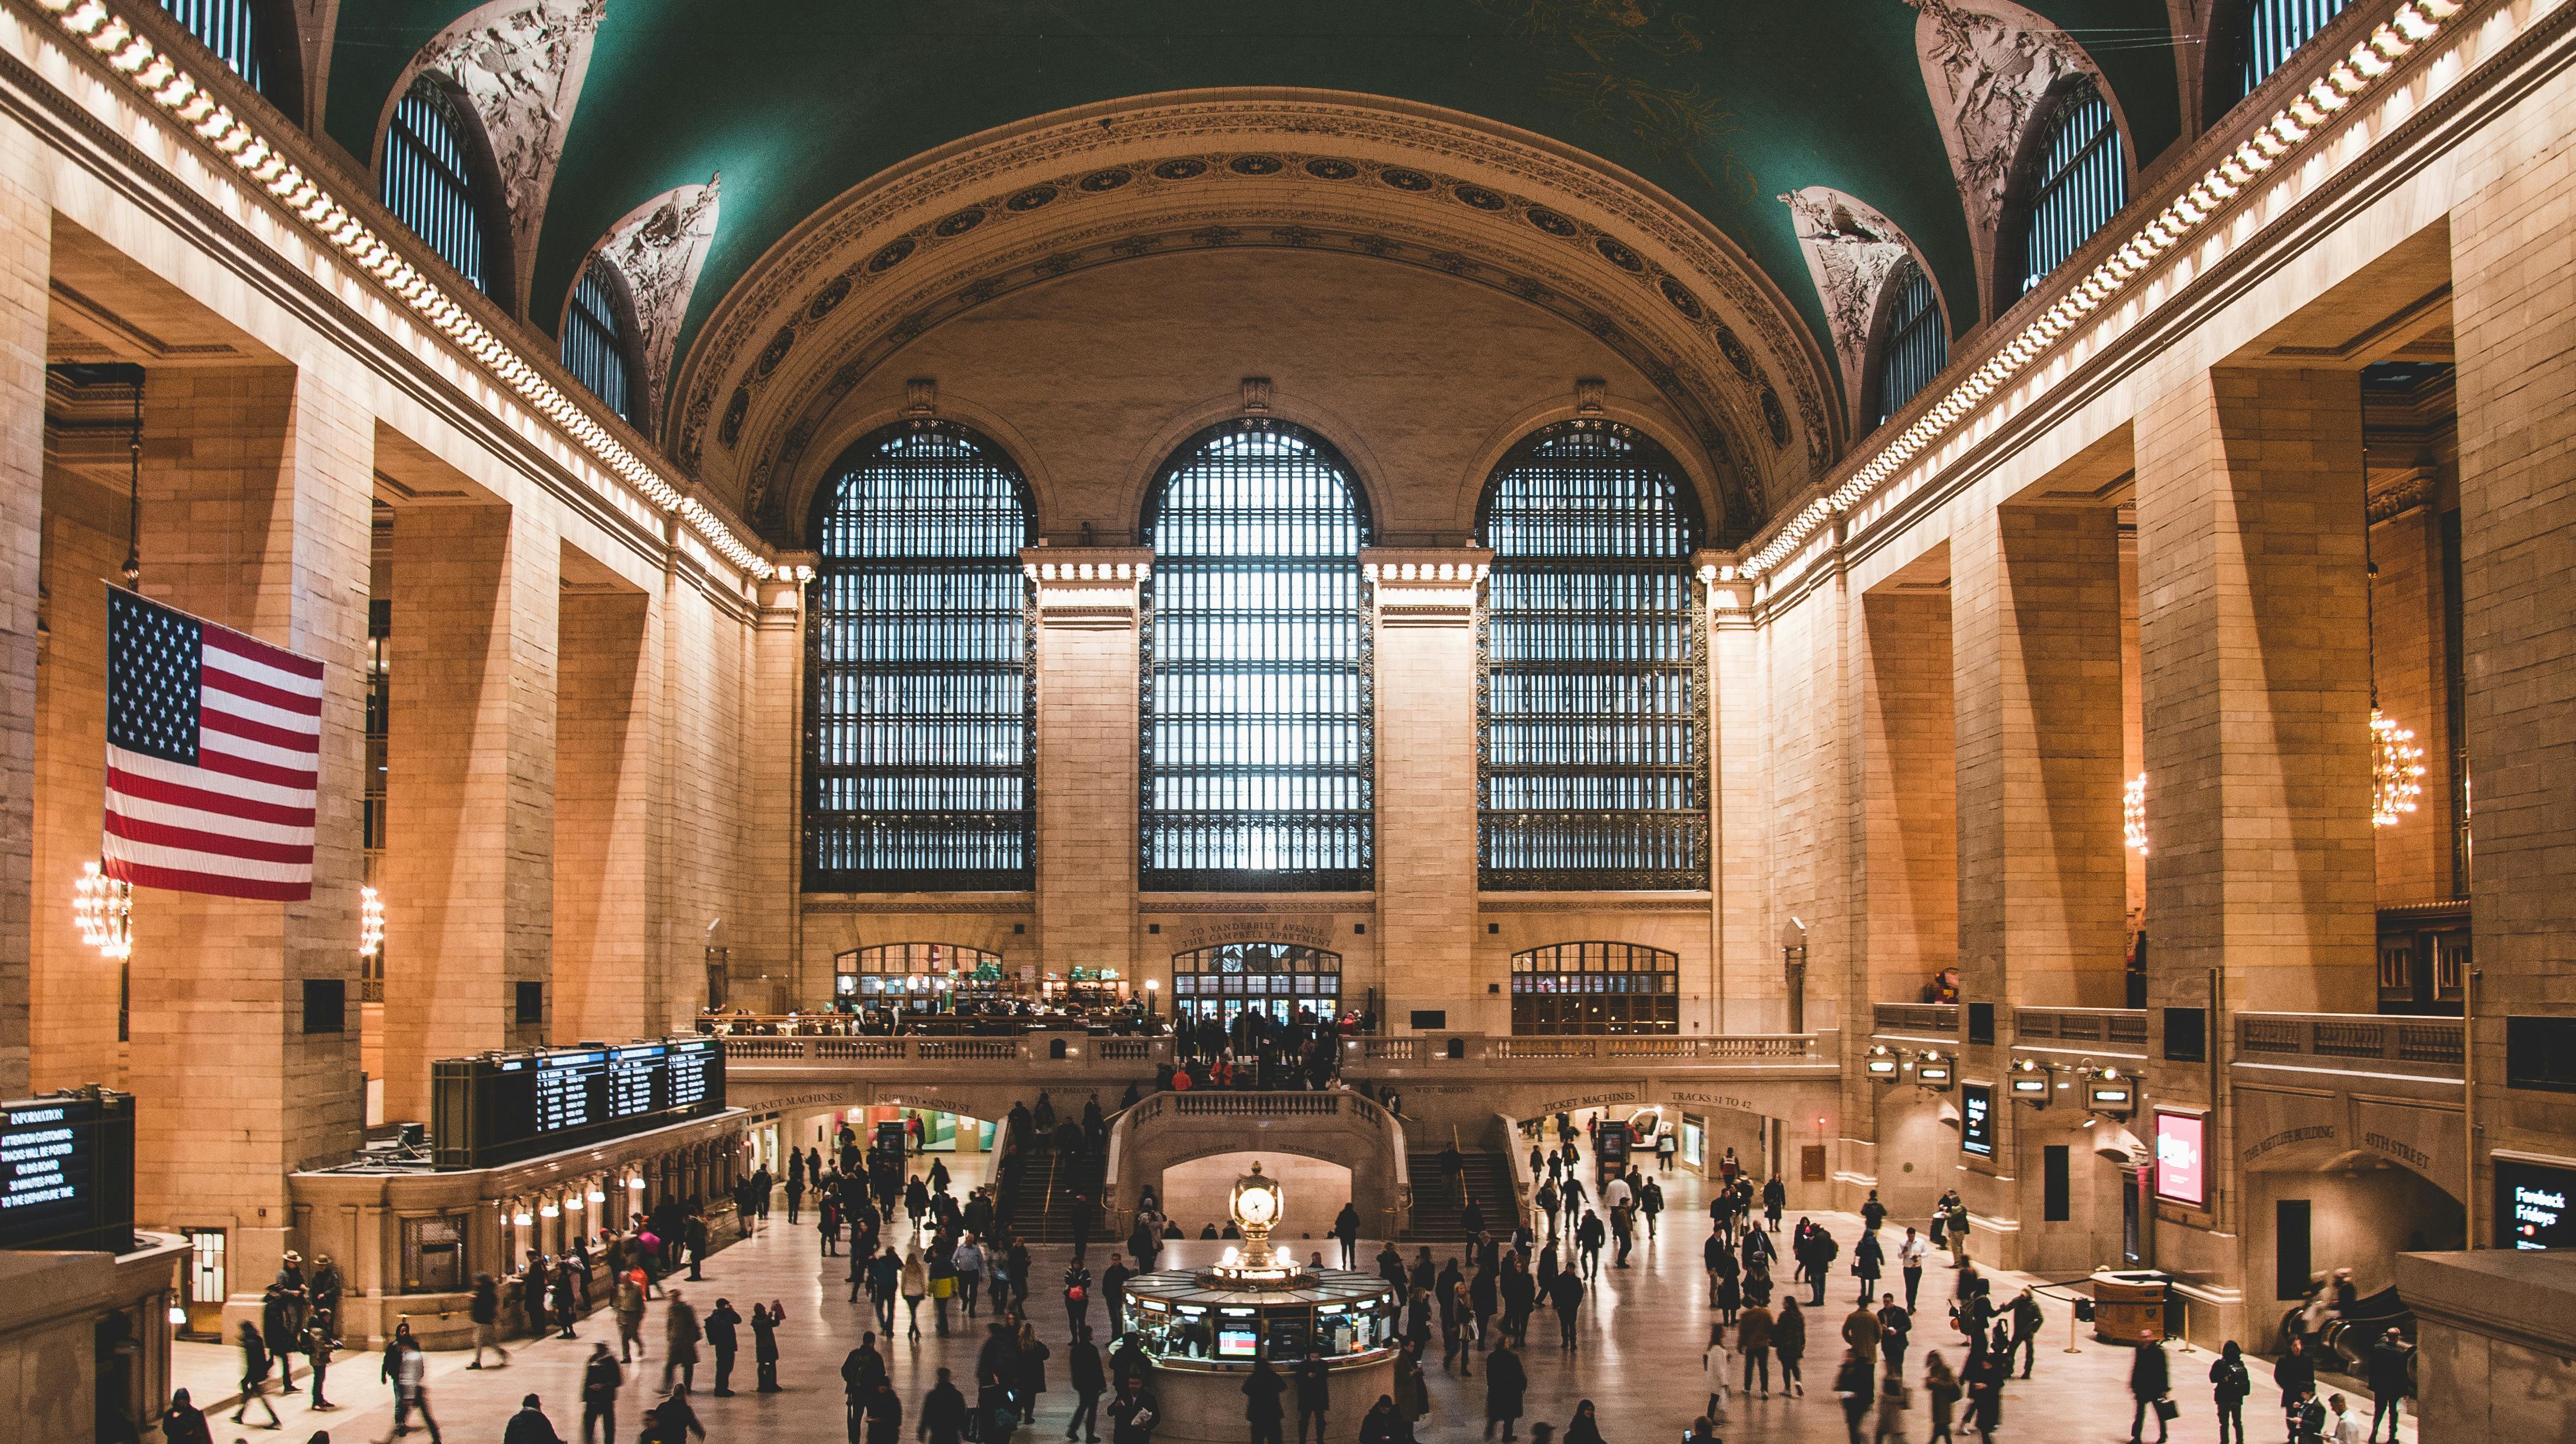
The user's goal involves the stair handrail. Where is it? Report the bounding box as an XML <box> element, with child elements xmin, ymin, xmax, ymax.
<box><xmin>1496</xmin><ymin>1111</ymin><xmax>1540</xmax><ymax>1239</ymax></box>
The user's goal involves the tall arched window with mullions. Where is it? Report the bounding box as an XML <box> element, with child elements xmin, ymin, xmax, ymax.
<box><xmin>1479</xmin><ymin>420</ymin><xmax>1707</xmax><ymax>890</ymax></box>
<box><xmin>1873</xmin><ymin>259</ymin><xmax>1947</xmax><ymax>426</ymax></box>
<box><xmin>1142</xmin><ymin>419</ymin><xmax>1373</xmax><ymax>891</ymax></box>
<box><xmin>2010</xmin><ymin>77</ymin><xmax>2126</xmax><ymax>296</ymax></box>
<box><xmin>806</xmin><ymin>421</ymin><xmax>1035</xmax><ymax>891</ymax></box>
<box><xmin>382</xmin><ymin>75</ymin><xmax>508</xmax><ymax>300</ymax></box>
<box><xmin>561</xmin><ymin>257</ymin><xmax>642</xmax><ymax>423</ymax></box>
<box><xmin>159</xmin><ymin>1</ymin><xmax>295</xmax><ymax>108</ymax></box>
<box><xmin>2213</xmin><ymin>0</ymin><xmax>2353</xmax><ymax>114</ymax></box>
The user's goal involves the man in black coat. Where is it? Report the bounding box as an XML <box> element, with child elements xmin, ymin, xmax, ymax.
<box><xmin>504</xmin><ymin>1393</ymin><xmax>565</xmax><ymax>1444</ymax></box>
<box><xmin>2128</xmin><ymin>1338</ymin><xmax>2172</xmax><ymax>1444</ymax></box>
<box><xmin>1242</xmin><ymin>1356</ymin><xmax>1288</xmax><ymax>1444</ymax></box>
<box><xmin>580</xmin><ymin>1343</ymin><xmax>623</xmax><ymax>1444</ymax></box>
<box><xmin>919</xmin><ymin>1367</ymin><xmax>970</xmax><ymax>1444</ymax></box>
<box><xmin>1293</xmin><ymin>1352</ymin><xmax>1331</xmax><ymax>1444</ymax></box>
<box><xmin>2366</xmin><ymin>1329</ymin><xmax>2412</xmax><ymax>1442</ymax></box>
<box><xmin>1067</xmin><ymin>1326</ymin><xmax>1107</xmax><ymax>1443</ymax></box>
<box><xmin>1482</xmin><ymin>1336</ymin><xmax>1526</xmax><ymax>1440</ymax></box>
<box><xmin>705</xmin><ymin>1298</ymin><xmax>741</xmax><ymax>1397</ymax></box>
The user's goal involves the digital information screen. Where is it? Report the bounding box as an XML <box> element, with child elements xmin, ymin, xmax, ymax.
<box><xmin>2498</xmin><ymin>1158</ymin><xmax>2576</xmax><ymax>1250</ymax></box>
<box><xmin>433</xmin><ymin>1039</ymin><xmax>726</xmax><ymax>1170</ymax></box>
<box><xmin>1960</xmin><ymin>1084</ymin><xmax>1996</xmax><ymax>1157</ymax></box>
<box><xmin>0</xmin><ymin>1090</ymin><xmax>135</xmax><ymax>1253</ymax></box>
<box><xmin>2154</xmin><ymin>1111</ymin><xmax>2207</xmax><ymax>1207</ymax></box>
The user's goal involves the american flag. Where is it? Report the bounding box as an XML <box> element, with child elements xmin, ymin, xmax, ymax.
<box><xmin>102</xmin><ymin>587</ymin><xmax>323</xmax><ymax>901</ymax></box>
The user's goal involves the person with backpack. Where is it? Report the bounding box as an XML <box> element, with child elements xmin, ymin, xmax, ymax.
<box><xmin>2210</xmin><ymin>1340</ymin><xmax>2252</xmax><ymax>1444</ymax></box>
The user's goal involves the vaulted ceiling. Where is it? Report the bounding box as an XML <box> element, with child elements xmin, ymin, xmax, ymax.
<box><xmin>305</xmin><ymin>1</ymin><xmax>2192</xmax><ymax>536</ymax></box>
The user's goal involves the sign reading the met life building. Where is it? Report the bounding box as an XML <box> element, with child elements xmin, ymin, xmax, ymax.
<box><xmin>1</xmin><ymin>1091</ymin><xmax>136</xmax><ymax>1253</ymax></box>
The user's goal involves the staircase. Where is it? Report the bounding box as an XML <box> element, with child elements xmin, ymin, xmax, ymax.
<box><xmin>1403</xmin><ymin>1151</ymin><xmax>1513</xmax><ymax>1241</ymax></box>
<box><xmin>1003</xmin><ymin>1140</ymin><xmax>1106</xmax><ymax>1244</ymax></box>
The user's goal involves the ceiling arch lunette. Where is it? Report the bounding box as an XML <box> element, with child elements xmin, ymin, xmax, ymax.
<box><xmin>1779</xmin><ymin>187</ymin><xmax>1952</xmax><ymax>436</ymax></box>
<box><xmin>670</xmin><ymin>91</ymin><xmax>1837</xmax><ymax>538</ymax></box>
<box><xmin>1904</xmin><ymin>0</ymin><xmax>2140</xmax><ymax>323</ymax></box>
<box><xmin>376</xmin><ymin>0</ymin><xmax>607</xmax><ymax>320</ymax></box>
<box><xmin>576</xmin><ymin>175</ymin><xmax>721</xmax><ymax>429</ymax></box>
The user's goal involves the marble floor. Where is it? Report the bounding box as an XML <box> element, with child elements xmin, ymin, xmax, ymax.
<box><xmin>167</xmin><ymin>1134</ymin><xmax>2404</xmax><ymax>1444</ymax></box>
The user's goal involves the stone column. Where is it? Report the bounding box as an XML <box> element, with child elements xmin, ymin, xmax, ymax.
<box><xmin>382</xmin><ymin>503</ymin><xmax>560</xmax><ymax>1119</ymax></box>
<box><xmin>1860</xmin><ymin>577</ymin><xmax>1956</xmax><ymax>1014</ymax></box>
<box><xmin>1364</xmin><ymin>549</ymin><xmax>1488</xmax><ymax>1031</ymax></box>
<box><xmin>738</xmin><ymin>565</ymin><xmax>805</xmax><ymax>1008</ymax></box>
<box><xmin>1025</xmin><ymin>549</ymin><xmax>1145</xmax><ymax>982</ymax></box>
<box><xmin>127</xmin><ymin>363</ymin><xmax>373</xmax><ymax>1299</ymax></box>
<box><xmin>2134</xmin><ymin>364</ymin><xmax>2375</xmax><ymax>1322</ymax></box>
<box><xmin>1949</xmin><ymin>504</ymin><xmax>2125</xmax><ymax>1266</ymax></box>
<box><xmin>2452</xmin><ymin>125</ymin><xmax>2576</xmax><ymax>1241</ymax></box>
<box><xmin>553</xmin><ymin>581</ymin><xmax>652</xmax><ymax>1042</ymax></box>
<box><xmin>0</xmin><ymin>112</ymin><xmax>48</xmax><ymax>1099</ymax></box>
<box><xmin>1708</xmin><ymin>577</ymin><xmax>1773</xmax><ymax>1034</ymax></box>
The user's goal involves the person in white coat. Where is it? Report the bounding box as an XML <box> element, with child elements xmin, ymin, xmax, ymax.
<box><xmin>1702</xmin><ymin>1320</ymin><xmax>1737</xmax><ymax>1425</ymax></box>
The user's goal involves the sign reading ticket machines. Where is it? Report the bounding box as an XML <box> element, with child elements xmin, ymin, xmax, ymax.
<box><xmin>1</xmin><ymin>1088</ymin><xmax>136</xmax><ymax>1253</ymax></box>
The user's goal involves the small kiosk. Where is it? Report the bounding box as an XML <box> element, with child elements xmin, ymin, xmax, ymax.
<box><xmin>1118</xmin><ymin>1163</ymin><xmax>1400</xmax><ymax>1444</ymax></box>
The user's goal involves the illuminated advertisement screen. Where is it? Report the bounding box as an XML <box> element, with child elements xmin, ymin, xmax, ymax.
<box><xmin>2498</xmin><ymin>1160</ymin><xmax>2576</xmax><ymax>1250</ymax></box>
<box><xmin>1218</xmin><ymin>1329</ymin><xmax>1259</xmax><ymax>1359</ymax></box>
<box><xmin>1960</xmin><ymin>1084</ymin><xmax>1995</xmax><ymax>1157</ymax></box>
<box><xmin>2154</xmin><ymin>1111</ymin><xmax>2207</xmax><ymax>1207</ymax></box>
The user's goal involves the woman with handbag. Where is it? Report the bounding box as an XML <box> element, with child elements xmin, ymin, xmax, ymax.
<box><xmin>901</xmin><ymin>1245</ymin><xmax>929</xmax><ymax>1342</ymax></box>
<box><xmin>1064</xmin><ymin>1258</ymin><xmax>1094</xmax><ymax>1336</ymax></box>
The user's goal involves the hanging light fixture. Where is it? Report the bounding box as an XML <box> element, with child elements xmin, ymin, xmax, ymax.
<box><xmin>2359</xmin><ymin>446</ymin><xmax>2428</xmax><ymax>828</ymax></box>
<box><xmin>74</xmin><ymin>861</ymin><xmax>133</xmax><ymax>961</ymax></box>
<box><xmin>2122</xmin><ymin>774</ymin><xmax>2148</xmax><ymax>855</ymax></box>
<box><xmin>359</xmin><ymin>885</ymin><xmax>385</xmax><ymax>958</ymax></box>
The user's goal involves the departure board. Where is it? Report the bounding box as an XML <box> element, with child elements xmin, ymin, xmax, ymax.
<box><xmin>0</xmin><ymin>1089</ymin><xmax>135</xmax><ymax>1253</ymax></box>
<box><xmin>432</xmin><ymin>1038</ymin><xmax>727</xmax><ymax>1169</ymax></box>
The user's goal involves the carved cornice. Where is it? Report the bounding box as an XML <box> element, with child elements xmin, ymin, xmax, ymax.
<box><xmin>1363</xmin><ymin>545</ymin><xmax>1490</xmax><ymax>628</ymax></box>
<box><xmin>670</xmin><ymin>94</ymin><xmax>1841</xmax><ymax>537</ymax></box>
<box><xmin>1021</xmin><ymin>545</ymin><xmax>1152</xmax><ymax>629</ymax></box>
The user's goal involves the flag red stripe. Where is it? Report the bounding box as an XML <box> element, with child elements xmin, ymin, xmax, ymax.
<box><xmin>101</xmin><ymin>856</ymin><xmax>311</xmax><ymax>902</ymax></box>
<box><xmin>201</xmin><ymin>622</ymin><xmax>325</xmax><ymax>681</ymax></box>
<box><xmin>104</xmin><ymin>810</ymin><xmax>315</xmax><ymax>865</ymax></box>
<box><xmin>200</xmin><ymin>705</ymin><xmax>320</xmax><ymax>754</ymax></box>
<box><xmin>105</xmin><ymin>766</ymin><xmax>317</xmax><ymax>829</ymax></box>
<box><xmin>193</xmin><ymin>745</ymin><xmax>318</xmax><ymax>794</ymax></box>
<box><xmin>201</xmin><ymin>664</ymin><xmax>322</xmax><ymax>717</ymax></box>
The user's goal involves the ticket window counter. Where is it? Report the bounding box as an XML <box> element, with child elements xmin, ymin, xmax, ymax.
<box><xmin>1122</xmin><ymin>1280</ymin><xmax>1398</xmax><ymax>1367</ymax></box>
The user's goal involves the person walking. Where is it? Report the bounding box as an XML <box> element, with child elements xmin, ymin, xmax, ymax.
<box><xmin>901</xmin><ymin>1246</ymin><xmax>929</xmax><ymax>1340</ymax></box>
<box><xmin>231</xmin><ymin>1321</ymin><xmax>282</xmax><ymax>1429</ymax></box>
<box><xmin>1333</xmin><ymin>1204</ymin><xmax>1361</xmax><ymax>1271</ymax></box>
<box><xmin>2276</xmin><ymin>1336</ymin><xmax>2318</xmax><ymax>1444</ymax></box>
<box><xmin>303</xmin><ymin>1311</ymin><xmax>336</xmax><ymax>1410</ymax></box>
<box><xmin>1482</xmin><ymin>1336</ymin><xmax>1526</xmax><ymax>1441</ymax></box>
<box><xmin>469</xmin><ymin>1273</ymin><xmax>511</xmax><ymax>1369</ymax></box>
<box><xmin>1292</xmin><ymin>1352</ymin><xmax>1330</xmax><ymax>1444</ymax></box>
<box><xmin>2365</xmin><ymin>1328</ymin><xmax>2410</xmax><ymax>1442</ymax></box>
<box><xmin>1774</xmin><ymin>1297</ymin><xmax>1808</xmax><ymax>1397</ymax></box>
<box><xmin>1861</xmin><ymin>1189</ymin><xmax>1887</xmax><ymax>1234</ymax></box>
<box><xmin>1575</xmin><ymin>1211</ymin><xmax>1605</xmax><ymax>1279</ymax></box>
<box><xmin>615</xmin><ymin>1270</ymin><xmax>647</xmax><ymax>1363</ymax></box>
<box><xmin>1738</xmin><ymin>1297</ymin><xmax>1775</xmax><ymax>1396</ymax></box>
<box><xmin>662</xmin><ymin>1290</ymin><xmax>701</xmax><ymax>1395</ymax></box>
<box><xmin>1563</xmin><ymin>1400</ymin><xmax>1603</xmax><ymax>1444</ymax></box>
<box><xmin>1898</xmin><ymin>1228</ymin><xmax>1927</xmax><ymax>1312</ymax></box>
<box><xmin>752</xmin><ymin>1300</ymin><xmax>786</xmax><ymax>1393</ymax></box>
<box><xmin>580</xmin><ymin>1343</ymin><xmax>621</xmax><ymax>1444</ymax></box>
<box><xmin>1549</xmin><ymin>1263</ymin><xmax>1584</xmax><ymax>1351</ymax></box>
<box><xmin>864</xmin><ymin>1377</ymin><xmax>904</xmax><ymax>1444</ymax></box>
<box><xmin>1109</xmin><ymin>1373</ymin><xmax>1161</xmax><ymax>1444</ymax></box>
<box><xmin>262</xmin><ymin>1287</ymin><xmax>301</xmax><ymax>1393</ymax></box>
<box><xmin>1834</xmin><ymin>1345</ymin><xmax>1875</xmax><ymax>1444</ymax></box>
<box><xmin>2128</xmin><ymin>1337</ymin><xmax>2174</xmax><ymax>1443</ymax></box>
<box><xmin>1763</xmin><ymin>1174</ymin><xmax>1787</xmax><ymax>1233</ymax></box>
<box><xmin>502</xmin><ymin>1392</ymin><xmax>563</xmax><ymax>1444</ymax></box>
<box><xmin>2210</xmin><ymin>1340</ymin><xmax>2252</xmax><ymax>1444</ymax></box>
<box><xmin>1701</xmin><ymin>1320</ymin><xmax>1735</xmax><ymax>1425</ymax></box>
<box><xmin>383</xmin><ymin>1331</ymin><xmax>442</xmax><ymax>1443</ymax></box>
<box><xmin>919</xmin><ymin>1368</ymin><xmax>971</xmax><ymax>1444</ymax></box>
<box><xmin>704</xmin><ymin>1297</ymin><xmax>740</xmax><ymax>1397</ymax></box>
<box><xmin>1853</xmin><ymin>1228</ymin><xmax>1884</xmax><ymax>1305</ymax></box>
<box><xmin>161</xmin><ymin>1388</ymin><xmax>216</xmax><ymax>1444</ymax></box>
<box><xmin>1243</xmin><ymin>1354</ymin><xmax>1288</xmax><ymax>1444</ymax></box>
<box><xmin>954</xmin><ymin>1236</ymin><xmax>986</xmax><ymax>1319</ymax></box>
<box><xmin>1925</xmin><ymin>1353</ymin><xmax>1960</xmax><ymax>1443</ymax></box>
<box><xmin>1877</xmin><ymin>1293</ymin><xmax>1912</xmax><ymax>1379</ymax></box>
<box><xmin>1065</xmin><ymin>1256</ymin><xmax>1094</xmax><ymax>1337</ymax></box>
<box><xmin>2007</xmin><ymin>1287</ymin><xmax>2045</xmax><ymax>1378</ymax></box>
<box><xmin>1067</xmin><ymin>1326</ymin><xmax>1105</xmax><ymax>1444</ymax></box>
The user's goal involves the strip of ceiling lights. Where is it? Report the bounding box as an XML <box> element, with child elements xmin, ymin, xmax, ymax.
<box><xmin>1740</xmin><ymin>0</ymin><xmax>2471</xmax><ymax>580</ymax></box>
<box><xmin>31</xmin><ymin>0</ymin><xmax>787</xmax><ymax>582</ymax></box>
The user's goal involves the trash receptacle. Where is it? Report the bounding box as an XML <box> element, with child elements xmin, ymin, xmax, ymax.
<box><xmin>2090</xmin><ymin>1269</ymin><xmax>2171</xmax><ymax>1344</ymax></box>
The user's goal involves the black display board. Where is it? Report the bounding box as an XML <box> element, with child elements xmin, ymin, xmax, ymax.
<box><xmin>2498</xmin><ymin>1158</ymin><xmax>2576</xmax><ymax>1250</ymax></box>
<box><xmin>1960</xmin><ymin>1083</ymin><xmax>1996</xmax><ymax>1157</ymax></box>
<box><xmin>432</xmin><ymin>1039</ymin><xmax>726</xmax><ymax>1170</ymax></box>
<box><xmin>1</xmin><ymin>1089</ymin><xmax>135</xmax><ymax>1253</ymax></box>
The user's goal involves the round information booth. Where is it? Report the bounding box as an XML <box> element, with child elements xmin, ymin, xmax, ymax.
<box><xmin>1119</xmin><ymin>1163</ymin><xmax>1398</xmax><ymax>1443</ymax></box>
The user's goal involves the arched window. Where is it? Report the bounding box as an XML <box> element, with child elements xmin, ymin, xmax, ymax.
<box><xmin>1510</xmin><ymin>942</ymin><xmax>1680</xmax><ymax>1035</ymax></box>
<box><xmin>1873</xmin><ymin>259</ymin><xmax>1947</xmax><ymax>425</ymax></box>
<box><xmin>159</xmin><ymin>0</ymin><xmax>276</xmax><ymax>99</ymax></box>
<box><xmin>2013</xmin><ymin>78</ymin><xmax>2127</xmax><ymax>295</ymax></box>
<box><xmin>1142</xmin><ymin>420</ymin><xmax>1372</xmax><ymax>891</ymax></box>
<box><xmin>1478</xmin><ymin>420</ymin><xmax>1706</xmax><ymax>890</ymax></box>
<box><xmin>563</xmin><ymin>257</ymin><xmax>640</xmax><ymax>422</ymax></box>
<box><xmin>1170</xmin><ymin>942</ymin><xmax>1344</xmax><ymax>1026</ymax></box>
<box><xmin>806</xmin><ymin>421</ymin><xmax>1034</xmax><ymax>891</ymax></box>
<box><xmin>834</xmin><ymin>943</ymin><xmax>1006</xmax><ymax>1014</ymax></box>
<box><xmin>2218</xmin><ymin>0</ymin><xmax>2352</xmax><ymax>112</ymax></box>
<box><xmin>383</xmin><ymin>77</ymin><xmax>501</xmax><ymax>297</ymax></box>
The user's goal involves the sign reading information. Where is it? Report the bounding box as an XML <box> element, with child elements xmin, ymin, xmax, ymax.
<box><xmin>0</xmin><ymin>1089</ymin><xmax>135</xmax><ymax>1254</ymax></box>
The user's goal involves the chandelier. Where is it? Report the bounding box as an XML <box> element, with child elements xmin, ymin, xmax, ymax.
<box><xmin>359</xmin><ymin>885</ymin><xmax>386</xmax><ymax>958</ymax></box>
<box><xmin>2371</xmin><ymin>710</ymin><xmax>2427</xmax><ymax>826</ymax></box>
<box><xmin>74</xmin><ymin>861</ymin><xmax>132</xmax><ymax>961</ymax></box>
<box><xmin>2122</xmin><ymin>774</ymin><xmax>2148</xmax><ymax>855</ymax></box>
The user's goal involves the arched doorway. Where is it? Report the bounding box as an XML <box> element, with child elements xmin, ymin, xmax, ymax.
<box><xmin>1169</xmin><ymin>942</ymin><xmax>1343</xmax><ymax>1026</ymax></box>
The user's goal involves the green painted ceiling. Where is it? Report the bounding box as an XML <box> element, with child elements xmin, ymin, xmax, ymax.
<box><xmin>323</xmin><ymin>1</ymin><xmax>2182</xmax><ymax>390</ymax></box>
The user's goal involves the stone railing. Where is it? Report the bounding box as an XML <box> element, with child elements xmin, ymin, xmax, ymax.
<box><xmin>1872</xmin><ymin>1003</ymin><xmax>1959</xmax><ymax>1035</ymax></box>
<box><xmin>1354</xmin><ymin>1033</ymin><xmax>1825</xmax><ymax>1065</ymax></box>
<box><xmin>2237</xmin><ymin>1012</ymin><xmax>2465</xmax><ymax>1072</ymax></box>
<box><xmin>721</xmin><ymin>1034</ymin><xmax>1175</xmax><ymax>1069</ymax></box>
<box><xmin>1105</xmin><ymin>1089</ymin><xmax>1409</xmax><ymax>1236</ymax></box>
<box><xmin>2015</xmin><ymin>1007</ymin><xmax>2150</xmax><ymax>1049</ymax></box>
